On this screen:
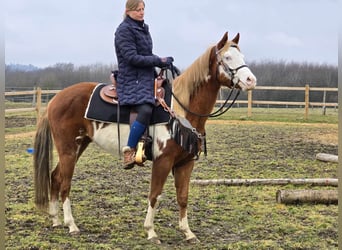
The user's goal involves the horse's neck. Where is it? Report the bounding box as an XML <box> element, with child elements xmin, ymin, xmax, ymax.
<box><xmin>186</xmin><ymin>80</ymin><xmax>220</xmax><ymax>133</ymax></box>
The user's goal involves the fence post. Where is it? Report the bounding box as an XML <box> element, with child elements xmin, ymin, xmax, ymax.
<box><xmin>322</xmin><ymin>90</ymin><xmax>326</xmax><ymax>115</ymax></box>
<box><xmin>304</xmin><ymin>84</ymin><xmax>309</xmax><ymax>120</ymax></box>
<box><xmin>247</xmin><ymin>90</ymin><xmax>252</xmax><ymax>117</ymax></box>
<box><xmin>36</xmin><ymin>87</ymin><xmax>42</xmax><ymax>124</ymax></box>
<box><xmin>32</xmin><ymin>86</ymin><xmax>36</xmax><ymax>107</ymax></box>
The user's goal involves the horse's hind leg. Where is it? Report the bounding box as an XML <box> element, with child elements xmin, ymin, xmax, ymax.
<box><xmin>49</xmin><ymin>162</ymin><xmax>62</xmax><ymax>227</ymax></box>
<box><xmin>57</xmin><ymin>153</ymin><xmax>80</xmax><ymax>234</ymax></box>
<box><xmin>173</xmin><ymin>161</ymin><xmax>199</xmax><ymax>243</ymax></box>
<box><xmin>52</xmin><ymin>138</ymin><xmax>91</xmax><ymax>234</ymax></box>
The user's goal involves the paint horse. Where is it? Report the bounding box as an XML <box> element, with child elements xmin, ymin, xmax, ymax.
<box><xmin>33</xmin><ymin>32</ymin><xmax>256</xmax><ymax>244</ymax></box>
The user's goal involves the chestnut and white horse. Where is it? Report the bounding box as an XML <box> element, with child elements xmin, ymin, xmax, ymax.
<box><xmin>33</xmin><ymin>32</ymin><xmax>256</xmax><ymax>244</ymax></box>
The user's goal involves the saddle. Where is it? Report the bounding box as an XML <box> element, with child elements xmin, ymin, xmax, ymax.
<box><xmin>99</xmin><ymin>84</ymin><xmax>118</xmax><ymax>104</ymax></box>
<box><xmin>96</xmin><ymin>70</ymin><xmax>172</xmax><ymax>165</ymax></box>
<box><xmin>99</xmin><ymin>73</ymin><xmax>165</xmax><ymax>106</ymax></box>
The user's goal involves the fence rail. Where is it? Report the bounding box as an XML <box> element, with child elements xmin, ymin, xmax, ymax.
<box><xmin>5</xmin><ymin>85</ymin><xmax>338</xmax><ymax>122</ymax></box>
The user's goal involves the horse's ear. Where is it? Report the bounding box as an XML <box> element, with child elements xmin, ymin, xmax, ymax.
<box><xmin>217</xmin><ymin>32</ymin><xmax>228</xmax><ymax>50</ymax></box>
<box><xmin>232</xmin><ymin>33</ymin><xmax>240</xmax><ymax>44</ymax></box>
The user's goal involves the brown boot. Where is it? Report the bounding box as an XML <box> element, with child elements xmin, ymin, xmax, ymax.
<box><xmin>122</xmin><ymin>146</ymin><xmax>136</xmax><ymax>169</ymax></box>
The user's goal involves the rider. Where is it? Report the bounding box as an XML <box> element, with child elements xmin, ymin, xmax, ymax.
<box><xmin>114</xmin><ymin>0</ymin><xmax>173</xmax><ymax>169</ymax></box>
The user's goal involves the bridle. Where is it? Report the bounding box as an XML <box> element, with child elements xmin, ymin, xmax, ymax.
<box><xmin>216</xmin><ymin>44</ymin><xmax>248</xmax><ymax>86</ymax></box>
<box><xmin>168</xmin><ymin>44</ymin><xmax>249</xmax><ymax>118</ymax></box>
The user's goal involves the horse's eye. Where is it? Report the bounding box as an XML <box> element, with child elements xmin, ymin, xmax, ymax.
<box><xmin>225</xmin><ymin>56</ymin><xmax>232</xmax><ymax>61</ymax></box>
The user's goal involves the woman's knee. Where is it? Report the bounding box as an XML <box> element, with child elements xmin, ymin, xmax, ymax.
<box><xmin>136</xmin><ymin>104</ymin><xmax>153</xmax><ymax>125</ymax></box>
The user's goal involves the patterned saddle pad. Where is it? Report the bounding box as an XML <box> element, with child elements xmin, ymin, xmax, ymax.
<box><xmin>84</xmin><ymin>83</ymin><xmax>171</xmax><ymax>124</ymax></box>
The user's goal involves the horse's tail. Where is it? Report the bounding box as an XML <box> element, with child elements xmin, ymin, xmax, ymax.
<box><xmin>33</xmin><ymin>111</ymin><xmax>53</xmax><ymax>211</ymax></box>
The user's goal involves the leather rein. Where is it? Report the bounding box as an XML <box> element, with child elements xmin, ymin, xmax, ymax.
<box><xmin>160</xmin><ymin>44</ymin><xmax>249</xmax><ymax>118</ymax></box>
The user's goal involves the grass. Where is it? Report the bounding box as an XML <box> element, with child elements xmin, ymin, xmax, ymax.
<box><xmin>211</xmin><ymin>107</ymin><xmax>338</xmax><ymax>124</ymax></box>
<box><xmin>4</xmin><ymin>107</ymin><xmax>338</xmax><ymax>135</ymax></box>
<box><xmin>5</xmin><ymin>112</ymin><xmax>338</xmax><ymax>249</ymax></box>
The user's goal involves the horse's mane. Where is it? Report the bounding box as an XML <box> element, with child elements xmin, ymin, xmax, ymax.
<box><xmin>172</xmin><ymin>46</ymin><xmax>213</xmax><ymax>116</ymax></box>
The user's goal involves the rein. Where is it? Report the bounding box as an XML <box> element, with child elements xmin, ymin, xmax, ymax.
<box><xmin>157</xmin><ymin>46</ymin><xmax>247</xmax><ymax>157</ymax></box>
<box><xmin>163</xmin><ymin>44</ymin><xmax>247</xmax><ymax>119</ymax></box>
<box><xmin>170</xmin><ymin>85</ymin><xmax>240</xmax><ymax>118</ymax></box>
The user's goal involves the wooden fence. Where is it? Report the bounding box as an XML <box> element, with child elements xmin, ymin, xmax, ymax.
<box><xmin>5</xmin><ymin>85</ymin><xmax>338</xmax><ymax>122</ymax></box>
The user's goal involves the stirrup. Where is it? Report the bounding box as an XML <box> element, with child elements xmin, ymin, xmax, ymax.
<box><xmin>135</xmin><ymin>140</ymin><xmax>146</xmax><ymax>165</ymax></box>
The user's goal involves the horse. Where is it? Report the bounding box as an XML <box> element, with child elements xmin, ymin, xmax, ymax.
<box><xmin>33</xmin><ymin>32</ymin><xmax>257</xmax><ymax>244</ymax></box>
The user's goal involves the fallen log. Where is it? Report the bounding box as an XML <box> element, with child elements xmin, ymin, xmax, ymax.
<box><xmin>276</xmin><ymin>189</ymin><xmax>338</xmax><ymax>205</ymax></box>
<box><xmin>316</xmin><ymin>153</ymin><xmax>338</xmax><ymax>163</ymax></box>
<box><xmin>190</xmin><ymin>178</ymin><xmax>338</xmax><ymax>187</ymax></box>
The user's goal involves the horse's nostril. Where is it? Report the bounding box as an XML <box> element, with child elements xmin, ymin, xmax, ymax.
<box><xmin>247</xmin><ymin>76</ymin><xmax>256</xmax><ymax>84</ymax></box>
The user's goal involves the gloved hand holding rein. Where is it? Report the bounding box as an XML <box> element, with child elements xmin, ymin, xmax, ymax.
<box><xmin>158</xmin><ymin>56</ymin><xmax>174</xmax><ymax>68</ymax></box>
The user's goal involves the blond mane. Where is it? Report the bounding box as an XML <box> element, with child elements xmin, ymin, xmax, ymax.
<box><xmin>172</xmin><ymin>46</ymin><xmax>213</xmax><ymax>116</ymax></box>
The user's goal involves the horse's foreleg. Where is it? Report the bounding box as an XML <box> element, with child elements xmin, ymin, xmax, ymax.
<box><xmin>144</xmin><ymin>195</ymin><xmax>162</xmax><ymax>243</ymax></box>
<box><xmin>174</xmin><ymin>161</ymin><xmax>199</xmax><ymax>243</ymax></box>
<box><xmin>144</xmin><ymin>158</ymin><xmax>173</xmax><ymax>244</ymax></box>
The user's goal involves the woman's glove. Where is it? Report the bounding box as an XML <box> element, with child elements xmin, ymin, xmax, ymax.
<box><xmin>158</xmin><ymin>57</ymin><xmax>174</xmax><ymax>67</ymax></box>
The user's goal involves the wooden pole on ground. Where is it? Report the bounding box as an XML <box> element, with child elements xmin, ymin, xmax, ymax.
<box><xmin>316</xmin><ymin>153</ymin><xmax>338</xmax><ymax>163</ymax></box>
<box><xmin>276</xmin><ymin>189</ymin><xmax>338</xmax><ymax>205</ymax></box>
<box><xmin>190</xmin><ymin>178</ymin><xmax>338</xmax><ymax>187</ymax></box>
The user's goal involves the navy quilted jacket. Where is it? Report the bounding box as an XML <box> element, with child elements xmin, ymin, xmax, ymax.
<box><xmin>114</xmin><ymin>16</ymin><xmax>161</xmax><ymax>105</ymax></box>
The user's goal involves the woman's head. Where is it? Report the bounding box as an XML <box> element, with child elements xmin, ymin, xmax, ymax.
<box><xmin>124</xmin><ymin>0</ymin><xmax>145</xmax><ymax>21</ymax></box>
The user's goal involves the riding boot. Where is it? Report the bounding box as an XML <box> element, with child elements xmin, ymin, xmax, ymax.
<box><xmin>122</xmin><ymin>146</ymin><xmax>136</xmax><ymax>169</ymax></box>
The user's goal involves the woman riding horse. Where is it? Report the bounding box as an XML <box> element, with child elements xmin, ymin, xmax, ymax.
<box><xmin>33</xmin><ymin>31</ymin><xmax>256</xmax><ymax>244</ymax></box>
<box><xmin>115</xmin><ymin>0</ymin><xmax>174</xmax><ymax>169</ymax></box>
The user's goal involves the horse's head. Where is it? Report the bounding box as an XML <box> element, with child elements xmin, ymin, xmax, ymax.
<box><xmin>214</xmin><ymin>32</ymin><xmax>257</xmax><ymax>91</ymax></box>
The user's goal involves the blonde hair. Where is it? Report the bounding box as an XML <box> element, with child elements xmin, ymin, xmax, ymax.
<box><xmin>172</xmin><ymin>47</ymin><xmax>213</xmax><ymax>116</ymax></box>
<box><xmin>124</xmin><ymin>0</ymin><xmax>145</xmax><ymax>18</ymax></box>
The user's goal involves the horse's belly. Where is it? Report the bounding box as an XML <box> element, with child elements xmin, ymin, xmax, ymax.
<box><xmin>91</xmin><ymin>122</ymin><xmax>170</xmax><ymax>159</ymax></box>
<box><xmin>91</xmin><ymin>123</ymin><xmax>130</xmax><ymax>156</ymax></box>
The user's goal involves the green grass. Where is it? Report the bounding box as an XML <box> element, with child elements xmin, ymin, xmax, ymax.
<box><xmin>211</xmin><ymin>107</ymin><xmax>338</xmax><ymax>124</ymax></box>
<box><xmin>5</xmin><ymin>118</ymin><xmax>338</xmax><ymax>249</ymax></box>
<box><xmin>4</xmin><ymin>107</ymin><xmax>338</xmax><ymax>134</ymax></box>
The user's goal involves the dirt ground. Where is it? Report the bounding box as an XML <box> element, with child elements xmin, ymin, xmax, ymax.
<box><xmin>5</xmin><ymin>118</ymin><xmax>338</xmax><ymax>249</ymax></box>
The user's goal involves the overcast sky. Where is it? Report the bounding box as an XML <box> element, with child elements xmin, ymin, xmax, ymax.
<box><xmin>5</xmin><ymin>0</ymin><xmax>338</xmax><ymax>69</ymax></box>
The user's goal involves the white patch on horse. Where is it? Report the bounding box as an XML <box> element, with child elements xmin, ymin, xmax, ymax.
<box><xmin>179</xmin><ymin>211</ymin><xmax>197</xmax><ymax>240</ymax></box>
<box><xmin>150</xmin><ymin>125</ymin><xmax>170</xmax><ymax>159</ymax></box>
<box><xmin>91</xmin><ymin>122</ymin><xmax>130</xmax><ymax>156</ymax></box>
<box><xmin>220</xmin><ymin>46</ymin><xmax>256</xmax><ymax>91</ymax></box>
<box><xmin>63</xmin><ymin>198</ymin><xmax>80</xmax><ymax>233</ymax></box>
<box><xmin>144</xmin><ymin>195</ymin><xmax>162</xmax><ymax>240</ymax></box>
<box><xmin>49</xmin><ymin>200</ymin><xmax>61</xmax><ymax>227</ymax></box>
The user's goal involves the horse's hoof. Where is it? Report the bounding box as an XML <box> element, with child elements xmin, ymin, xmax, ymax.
<box><xmin>148</xmin><ymin>237</ymin><xmax>161</xmax><ymax>244</ymax></box>
<box><xmin>70</xmin><ymin>230</ymin><xmax>80</xmax><ymax>236</ymax></box>
<box><xmin>186</xmin><ymin>237</ymin><xmax>200</xmax><ymax>244</ymax></box>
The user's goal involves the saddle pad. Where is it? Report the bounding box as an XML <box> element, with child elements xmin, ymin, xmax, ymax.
<box><xmin>84</xmin><ymin>83</ymin><xmax>171</xmax><ymax>124</ymax></box>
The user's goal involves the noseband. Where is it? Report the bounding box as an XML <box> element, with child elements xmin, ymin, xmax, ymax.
<box><xmin>216</xmin><ymin>44</ymin><xmax>248</xmax><ymax>86</ymax></box>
